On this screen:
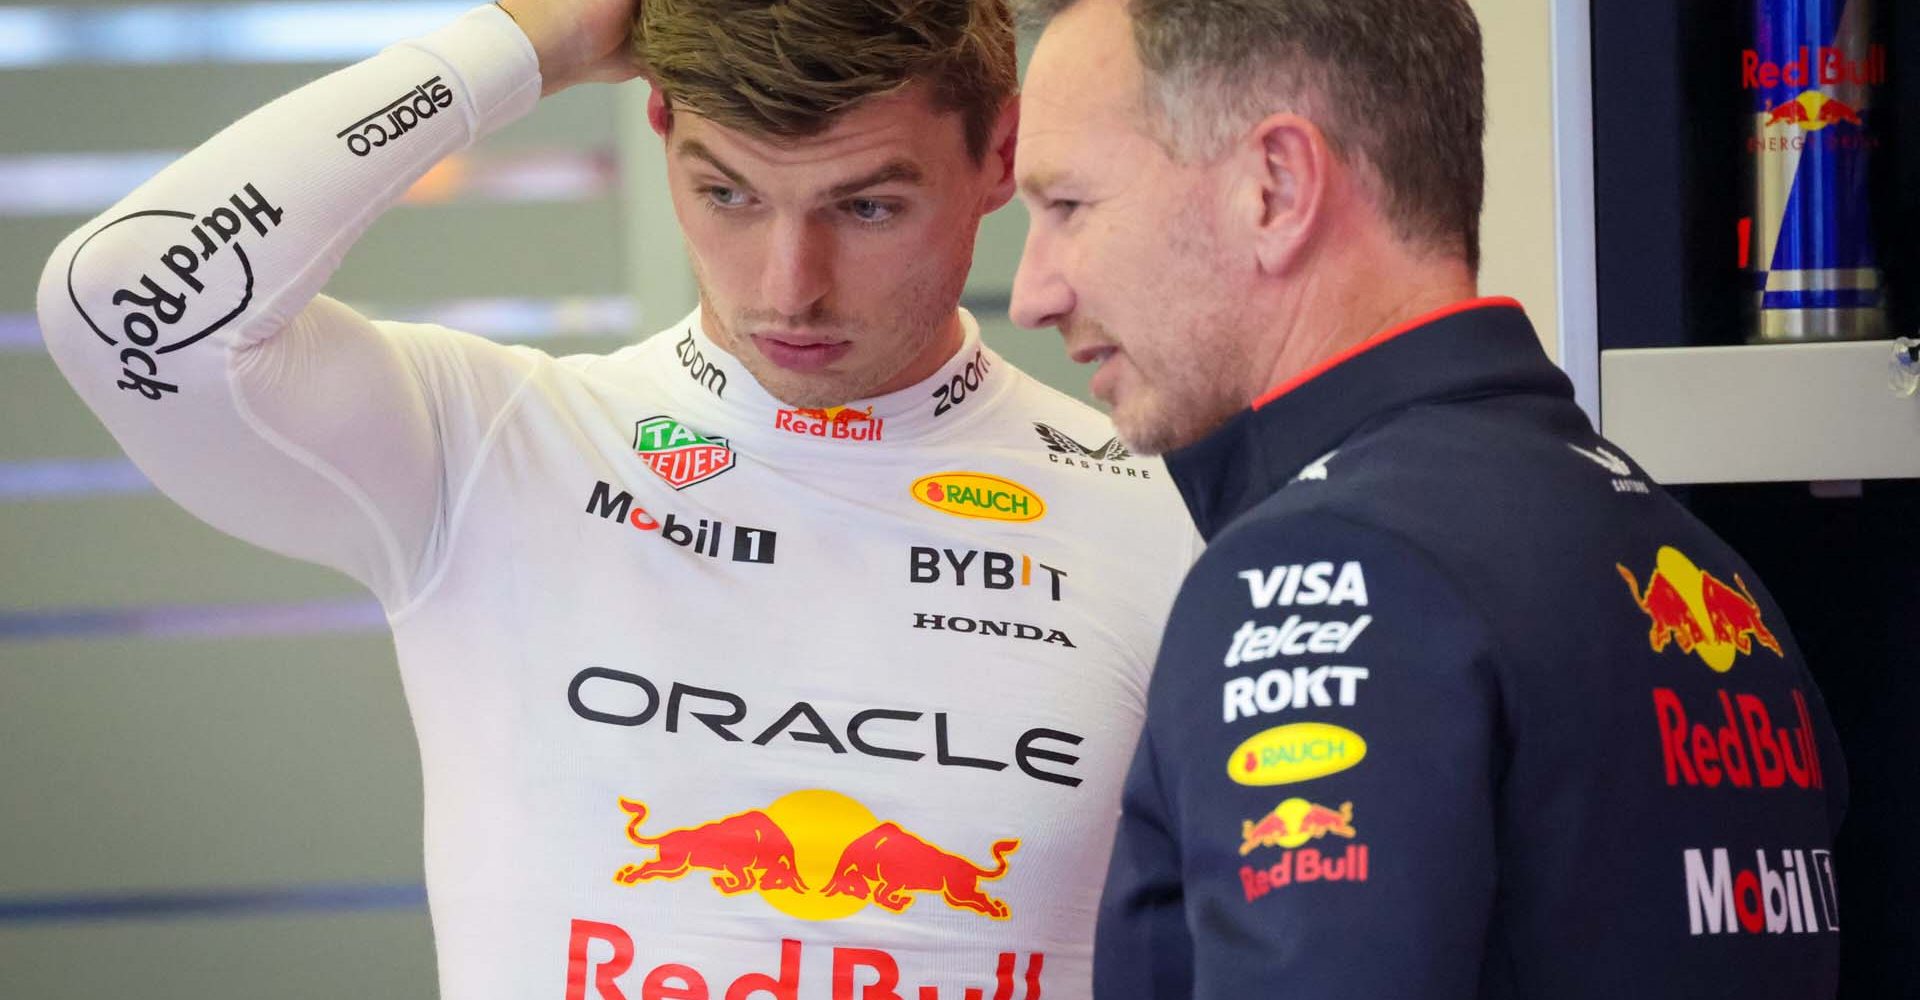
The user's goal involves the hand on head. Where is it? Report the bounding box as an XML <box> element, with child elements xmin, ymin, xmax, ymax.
<box><xmin>496</xmin><ymin>0</ymin><xmax>649</xmax><ymax>96</ymax></box>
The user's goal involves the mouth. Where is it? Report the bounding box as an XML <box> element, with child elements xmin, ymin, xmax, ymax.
<box><xmin>751</xmin><ymin>333</ymin><xmax>854</xmax><ymax>372</ymax></box>
<box><xmin>1069</xmin><ymin>344</ymin><xmax>1118</xmax><ymax>366</ymax></box>
<box><xmin>1077</xmin><ymin>345</ymin><xmax>1125</xmax><ymax>403</ymax></box>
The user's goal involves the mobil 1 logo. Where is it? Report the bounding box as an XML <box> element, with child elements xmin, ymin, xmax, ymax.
<box><xmin>585</xmin><ymin>481</ymin><xmax>777</xmax><ymax>565</ymax></box>
<box><xmin>64</xmin><ymin>183</ymin><xmax>287</xmax><ymax>400</ymax></box>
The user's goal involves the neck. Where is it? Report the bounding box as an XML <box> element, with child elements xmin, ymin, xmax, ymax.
<box><xmin>868</xmin><ymin>310</ymin><xmax>968</xmax><ymax>398</ymax></box>
<box><xmin>1251</xmin><ymin>240</ymin><xmax>1477</xmax><ymax>403</ymax></box>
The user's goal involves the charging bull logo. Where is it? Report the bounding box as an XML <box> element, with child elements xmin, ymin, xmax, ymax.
<box><xmin>823</xmin><ymin>822</ymin><xmax>1019</xmax><ymax>919</ymax></box>
<box><xmin>1762</xmin><ymin>91</ymin><xmax>1866</xmax><ymax>132</ymax></box>
<box><xmin>613</xmin><ymin>790</ymin><xmax>1021</xmax><ymax>921</ymax></box>
<box><xmin>1240</xmin><ymin>799</ymin><xmax>1356</xmax><ymax>855</ymax></box>
<box><xmin>1618</xmin><ymin>546</ymin><xmax>1783</xmax><ymax>672</ymax></box>
<box><xmin>614</xmin><ymin>799</ymin><xmax>807</xmax><ymax>895</ymax></box>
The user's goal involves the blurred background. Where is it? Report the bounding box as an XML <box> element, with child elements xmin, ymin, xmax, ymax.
<box><xmin>0</xmin><ymin>0</ymin><xmax>1567</xmax><ymax>996</ymax></box>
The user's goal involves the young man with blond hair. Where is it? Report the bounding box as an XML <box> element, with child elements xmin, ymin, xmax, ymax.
<box><xmin>36</xmin><ymin>1</ymin><xmax>1199</xmax><ymax>996</ymax></box>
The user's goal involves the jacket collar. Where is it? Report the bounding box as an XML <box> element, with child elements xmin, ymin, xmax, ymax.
<box><xmin>1166</xmin><ymin>297</ymin><xmax>1574</xmax><ymax>538</ymax></box>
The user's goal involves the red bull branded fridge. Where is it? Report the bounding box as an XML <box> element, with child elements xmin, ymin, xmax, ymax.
<box><xmin>1560</xmin><ymin>0</ymin><xmax>1919</xmax><ymax>995</ymax></box>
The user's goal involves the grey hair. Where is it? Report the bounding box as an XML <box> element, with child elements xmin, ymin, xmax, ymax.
<box><xmin>1019</xmin><ymin>0</ymin><xmax>1486</xmax><ymax>272</ymax></box>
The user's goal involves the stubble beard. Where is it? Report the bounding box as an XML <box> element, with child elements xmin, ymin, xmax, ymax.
<box><xmin>1112</xmin><ymin>352</ymin><xmax>1246</xmax><ymax>455</ymax></box>
<box><xmin>1077</xmin><ymin>307</ymin><xmax>1248</xmax><ymax>457</ymax></box>
<box><xmin>690</xmin><ymin>262</ymin><xmax>962</xmax><ymax>410</ymax></box>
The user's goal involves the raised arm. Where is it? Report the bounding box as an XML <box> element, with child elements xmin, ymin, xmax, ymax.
<box><xmin>36</xmin><ymin>2</ymin><xmax>642</xmax><ymax>606</ymax></box>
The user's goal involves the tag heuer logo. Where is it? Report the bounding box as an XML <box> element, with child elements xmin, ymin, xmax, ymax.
<box><xmin>1034</xmin><ymin>423</ymin><xmax>1130</xmax><ymax>462</ymax></box>
<box><xmin>633</xmin><ymin>416</ymin><xmax>735</xmax><ymax>490</ymax></box>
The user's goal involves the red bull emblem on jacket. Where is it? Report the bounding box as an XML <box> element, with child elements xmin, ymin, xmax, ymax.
<box><xmin>1617</xmin><ymin>546</ymin><xmax>1783</xmax><ymax>672</ymax></box>
<box><xmin>1239</xmin><ymin>798</ymin><xmax>1356</xmax><ymax>855</ymax></box>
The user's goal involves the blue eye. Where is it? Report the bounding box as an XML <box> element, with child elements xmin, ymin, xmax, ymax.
<box><xmin>845</xmin><ymin>198</ymin><xmax>899</xmax><ymax>226</ymax></box>
<box><xmin>702</xmin><ymin>186</ymin><xmax>751</xmax><ymax>209</ymax></box>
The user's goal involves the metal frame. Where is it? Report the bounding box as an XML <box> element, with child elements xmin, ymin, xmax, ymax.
<box><xmin>1549</xmin><ymin>0</ymin><xmax>1601</xmax><ymax>424</ymax></box>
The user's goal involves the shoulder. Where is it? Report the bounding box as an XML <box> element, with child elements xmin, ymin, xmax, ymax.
<box><xmin>1180</xmin><ymin>506</ymin><xmax>1473</xmax><ymax>634</ymax></box>
<box><xmin>983</xmin><ymin>362</ymin><xmax>1193</xmax><ymax>525</ymax></box>
<box><xmin>1253</xmin><ymin>399</ymin><xmax>1663</xmax><ymax>574</ymax></box>
<box><xmin>1149</xmin><ymin>505</ymin><xmax>1501</xmax><ymax>787</ymax></box>
<box><xmin>369</xmin><ymin>319</ymin><xmax>545</xmax><ymax>396</ymax></box>
<box><xmin>549</xmin><ymin>327</ymin><xmax>677</xmax><ymax>379</ymax></box>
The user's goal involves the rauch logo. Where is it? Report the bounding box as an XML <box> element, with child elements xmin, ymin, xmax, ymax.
<box><xmin>1227</xmin><ymin>722</ymin><xmax>1366</xmax><ymax>786</ymax></box>
<box><xmin>910</xmin><ymin>472</ymin><xmax>1044</xmax><ymax>523</ymax></box>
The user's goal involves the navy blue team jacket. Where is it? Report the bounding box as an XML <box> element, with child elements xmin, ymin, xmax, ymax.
<box><xmin>1095</xmin><ymin>299</ymin><xmax>1846</xmax><ymax>999</ymax></box>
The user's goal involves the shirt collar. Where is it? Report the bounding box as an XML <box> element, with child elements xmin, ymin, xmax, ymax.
<box><xmin>1165</xmin><ymin>297</ymin><xmax>1573</xmax><ymax>538</ymax></box>
<box><xmin>660</xmin><ymin>307</ymin><xmax>1010</xmax><ymax>447</ymax></box>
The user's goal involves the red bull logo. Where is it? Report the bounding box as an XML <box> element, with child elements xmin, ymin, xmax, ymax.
<box><xmin>1239</xmin><ymin>844</ymin><xmax>1369</xmax><ymax>902</ymax></box>
<box><xmin>1760</xmin><ymin>91</ymin><xmax>1868</xmax><ymax>133</ymax></box>
<box><xmin>775</xmin><ymin>405</ymin><xmax>885</xmax><ymax>443</ymax></box>
<box><xmin>1239</xmin><ymin>798</ymin><xmax>1356</xmax><ymax>855</ymax></box>
<box><xmin>1653</xmin><ymin>687</ymin><xmax>1825</xmax><ymax>792</ymax></box>
<box><xmin>1817</xmin><ymin>98</ymin><xmax>1864</xmax><ymax>127</ymax></box>
<box><xmin>1743</xmin><ymin>45</ymin><xmax>1887</xmax><ymax>92</ymax></box>
<box><xmin>1236</xmin><ymin>798</ymin><xmax>1367</xmax><ymax>903</ymax></box>
<box><xmin>823</xmin><ymin>822</ymin><xmax>1020</xmax><ymax>919</ymax></box>
<box><xmin>1617</xmin><ymin>546</ymin><xmax>1783</xmax><ymax>672</ymax></box>
<box><xmin>615</xmin><ymin>800</ymin><xmax>807</xmax><ymax>895</ymax></box>
<box><xmin>564</xmin><ymin>925</ymin><xmax>1046</xmax><ymax>1000</ymax></box>
<box><xmin>612</xmin><ymin>789</ymin><xmax>1020</xmax><ymax>921</ymax></box>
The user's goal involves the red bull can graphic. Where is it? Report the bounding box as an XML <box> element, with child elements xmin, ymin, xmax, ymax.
<box><xmin>1744</xmin><ymin>0</ymin><xmax>1888</xmax><ymax>341</ymax></box>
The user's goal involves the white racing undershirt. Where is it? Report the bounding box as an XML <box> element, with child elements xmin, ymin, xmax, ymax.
<box><xmin>37</xmin><ymin>7</ymin><xmax>1203</xmax><ymax>998</ymax></box>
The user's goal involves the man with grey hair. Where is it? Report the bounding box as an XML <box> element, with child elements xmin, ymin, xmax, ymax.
<box><xmin>1010</xmin><ymin>0</ymin><xmax>1847</xmax><ymax>996</ymax></box>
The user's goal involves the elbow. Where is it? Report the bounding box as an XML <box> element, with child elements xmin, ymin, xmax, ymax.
<box><xmin>37</xmin><ymin>210</ymin><xmax>202</xmax><ymax>404</ymax></box>
<box><xmin>36</xmin><ymin>224</ymin><xmax>100</xmax><ymax>379</ymax></box>
<box><xmin>42</xmin><ymin>181</ymin><xmax>290</xmax><ymax>402</ymax></box>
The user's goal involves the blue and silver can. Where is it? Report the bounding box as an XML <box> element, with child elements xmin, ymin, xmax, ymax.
<box><xmin>1745</xmin><ymin>0</ymin><xmax>1888</xmax><ymax>341</ymax></box>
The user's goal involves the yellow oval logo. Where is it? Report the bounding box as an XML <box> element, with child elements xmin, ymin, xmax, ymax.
<box><xmin>1228</xmin><ymin>723</ymin><xmax>1367</xmax><ymax>786</ymax></box>
<box><xmin>911</xmin><ymin>472</ymin><xmax>1046</xmax><ymax>523</ymax></box>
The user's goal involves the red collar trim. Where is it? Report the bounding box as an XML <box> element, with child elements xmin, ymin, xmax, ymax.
<box><xmin>1251</xmin><ymin>296</ymin><xmax>1525</xmax><ymax>410</ymax></box>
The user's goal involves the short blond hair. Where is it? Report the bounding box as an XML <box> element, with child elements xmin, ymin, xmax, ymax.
<box><xmin>636</xmin><ymin>0</ymin><xmax>1017</xmax><ymax>162</ymax></box>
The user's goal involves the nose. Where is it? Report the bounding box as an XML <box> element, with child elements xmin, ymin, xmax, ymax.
<box><xmin>1009</xmin><ymin>215</ymin><xmax>1074</xmax><ymax>330</ymax></box>
<box><xmin>761</xmin><ymin>216</ymin><xmax>833</xmax><ymax>319</ymax></box>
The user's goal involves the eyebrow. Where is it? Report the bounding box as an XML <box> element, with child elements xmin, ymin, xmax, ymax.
<box><xmin>676</xmin><ymin>139</ymin><xmax>752</xmax><ymax>189</ymax></box>
<box><xmin>677</xmin><ymin>139</ymin><xmax>925</xmax><ymax>200</ymax></box>
<box><xmin>823</xmin><ymin>160</ymin><xmax>925</xmax><ymax>199</ymax></box>
<box><xmin>1017</xmin><ymin>168</ymin><xmax>1066</xmax><ymax>200</ymax></box>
